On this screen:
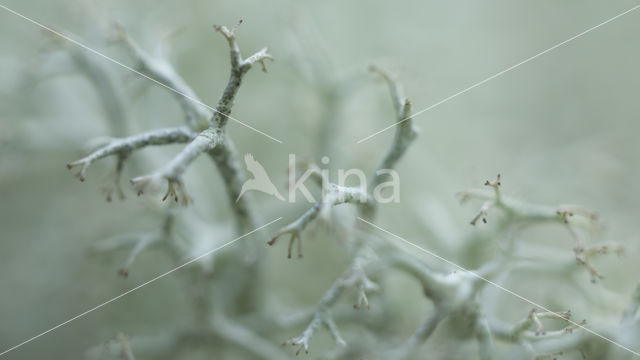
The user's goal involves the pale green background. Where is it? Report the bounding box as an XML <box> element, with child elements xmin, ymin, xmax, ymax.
<box><xmin>0</xmin><ymin>0</ymin><xmax>639</xmax><ymax>359</ymax></box>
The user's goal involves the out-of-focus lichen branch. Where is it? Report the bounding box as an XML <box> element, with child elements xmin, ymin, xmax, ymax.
<box><xmin>114</xmin><ymin>24</ymin><xmax>211</xmax><ymax>131</ymax></box>
<box><xmin>212</xmin><ymin>315</ymin><xmax>293</xmax><ymax>360</ymax></box>
<box><xmin>366</xmin><ymin>67</ymin><xmax>418</xmax><ymax>177</ymax></box>
<box><xmin>88</xmin><ymin>323</ymin><xmax>291</xmax><ymax>360</ymax></box>
<box><xmin>460</xmin><ymin>174</ymin><xmax>620</xmax><ymax>282</ymax></box>
<box><xmin>268</xmin><ymin>203</ymin><xmax>320</xmax><ymax>259</ymax></box>
<box><xmin>102</xmin><ymin>153</ymin><xmax>128</xmax><ymax>202</ymax></box>
<box><xmin>397</xmin><ymin>311</ymin><xmax>445</xmax><ymax>358</ymax></box>
<box><xmin>386</xmin><ymin>254</ymin><xmax>501</xmax><ymax>360</ymax></box>
<box><xmin>270</xmin><ymin>66</ymin><xmax>416</xmax><ymax>257</ymax></box>
<box><xmin>569</xmin><ymin>224</ymin><xmax>623</xmax><ymax>283</ymax></box>
<box><xmin>459</xmin><ymin>174</ymin><xmax>596</xmax><ymax>228</ymax></box>
<box><xmin>283</xmin><ymin>310</ymin><xmax>346</xmax><ymax>356</ymax></box>
<box><xmin>475</xmin><ymin>316</ymin><xmax>494</xmax><ymax>360</ymax></box>
<box><xmin>343</xmin><ymin>258</ymin><xmax>379</xmax><ymax>310</ymax></box>
<box><xmin>269</xmin><ymin>181</ymin><xmax>372</xmax><ymax>258</ymax></box>
<box><xmin>116</xmin><ymin>332</ymin><xmax>136</xmax><ymax>360</ymax></box>
<box><xmin>361</xmin><ymin>66</ymin><xmax>418</xmax><ymax>219</ymax></box>
<box><xmin>86</xmin><ymin>330</ymin><xmax>185</xmax><ymax>360</ymax></box>
<box><xmin>622</xmin><ymin>283</ymin><xmax>640</xmax><ymax>324</ymax></box>
<box><xmin>117</xmin><ymin>235</ymin><xmax>160</xmax><ymax>278</ymax></box>
<box><xmin>283</xmin><ymin>250</ymin><xmax>377</xmax><ymax>354</ymax></box>
<box><xmin>492</xmin><ymin>309</ymin><xmax>574</xmax><ymax>342</ymax></box>
<box><xmin>273</xmin><ymin>67</ymin><xmax>419</xmax><ymax>355</ymax></box>
<box><xmin>490</xmin><ymin>309</ymin><xmax>588</xmax><ymax>359</ymax></box>
<box><xmin>385</xmin><ymin>253</ymin><xmax>448</xmax><ymax>302</ymax></box>
<box><xmin>39</xmin><ymin>31</ymin><xmax>130</xmax><ymax>137</ymax></box>
<box><xmin>88</xmin><ymin>221</ymin><xmax>169</xmax><ymax>278</ymax></box>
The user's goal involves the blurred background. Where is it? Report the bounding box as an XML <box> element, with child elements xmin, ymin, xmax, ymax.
<box><xmin>1</xmin><ymin>0</ymin><xmax>639</xmax><ymax>359</ymax></box>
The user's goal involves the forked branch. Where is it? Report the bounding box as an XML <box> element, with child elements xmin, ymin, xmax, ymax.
<box><xmin>270</xmin><ymin>66</ymin><xmax>417</xmax><ymax>257</ymax></box>
<box><xmin>129</xmin><ymin>21</ymin><xmax>271</xmax><ymax>206</ymax></box>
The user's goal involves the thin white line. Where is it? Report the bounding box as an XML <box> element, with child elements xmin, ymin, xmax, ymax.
<box><xmin>0</xmin><ymin>217</ymin><xmax>282</xmax><ymax>357</ymax></box>
<box><xmin>357</xmin><ymin>217</ymin><xmax>640</xmax><ymax>357</ymax></box>
<box><xmin>0</xmin><ymin>3</ymin><xmax>283</xmax><ymax>144</ymax></box>
<box><xmin>356</xmin><ymin>4</ymin><xmax>640</xmax><ymax>144</ymax></box>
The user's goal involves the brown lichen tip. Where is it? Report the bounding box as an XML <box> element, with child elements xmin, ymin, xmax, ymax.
<box><xmin>67</xmin><ymin>161</ymin><xmax>87</xmax><ymax>182</ymax></box>
<box><xmin>214</xmin><ymin>19</ymin><xmax>243</xmax><ymax>39</ymax></box>
<box><xmin>556</xmin><ymin>209</ymin><xmax>574</xmax><ymax>224</ymax></box>
<box><xmin>162</xmin><ymin>180</ymin><xmax>192</xmax><ymax>207</ymax></box>
<box><xmin>267</xmin><ymin>236</ymin><xmax>277</xmax><ymax>246</ymax></box>
<box><xmin>565</xmin><ymin>319</ymin><xmax>587</xmax><ymax>334</ymax></box>
<box><xmin>484</xmin><ymin>174</ymin><xmax>501</xmax><ymax>187</ymax></box>
<box><xmin>268</xmin><ymin>231</ymin><xmax>303</xmax><ymax>259</ymax></box>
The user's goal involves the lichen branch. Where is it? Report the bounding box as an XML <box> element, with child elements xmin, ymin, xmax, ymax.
<box><xmin>459</xmin><ymin>174</ymin><xmax>596</xmax><ymax>228</ymax></box>
<box><xmin>212</xmin><ymin>315</ymin><xmax>292</xmax><ymax>360</ymax></box>
<box><xmin>116</xmin><ymin>332</ymin><xmax>136</xmax><ymax>360</ymax></box>
<box><xmin>269</xmin><ymin>180</ymin><xmax>372</xmax><ymax>258</ymax></box>
<box><xmin>88</xmin><ymin>231</ymin><xmax>161</xmax><ymax>277</ymax></box>
<box><xmin>572</xmin><ymin>235</ymin><xmax>623</xmax><ymax>283</ymax></box>
<box><xmin>360</xmin><ymin>66</ymin><xmax>418</xmax><ymax>219</ymax></box>
<box><xmin>502</xmin><ymin>309</ymin><xmax>573</xmax><ymax>340</ymax></box>
<box><xmin>461</xmin><ymin>175</ymin><xmax>620</xmax><ymax>282</ymax></box>
<box><xmin>67</xmin><ymin>126</ymin><xmax>195</xmax><ymax>182</ymax></box>
<box><xmin>268</xmin><ymin>204</ymin><xmax>320</xmax><ymax>258</ymax></box>
<box><xmin>622</xmin><ymin>284</ymin><xmax>640</xmax><ymax>324</ymax></box>
<box><xmin>367</xmin><ymin>66</ymin><xmax>418</xmax><ymax>189</ymax></box>
<box><xmin>131</xmin><ymin>21</ymin><xmax>271</xmax><ymax>211</ymax></box>
<box><xmin>491</xmin><ymin>308</ymin><xmax>586</xmax><ymax>360</ymax></box>
<box><xmin>398</xmin><ymin>311</ymin><xmax>445</xmax><ymax>357</ymax></box>
<box><xmin>102</xmin><ymin>153</ymin><xmax>128</xmax><ymax>202</ymax></box>
<box><xmin>283</xmin><ymin>251</ymin><xmax>376</xmax><ymax>354</ymax></box>
<box><xmin>212</xmin><ymin>20</ymin><xmax>273</xmax><ymax>128</ymax></box>
<box><xmin>130</xmin><ymin>128</ymin><xmax>222</xmax><ymax>205</ymax></box>
<box><xmin>114</xmin><ymin>24</ymin><xmax>211</xmax><ymax>131</ymax></box>
<box><xmin>271</xmin><ymin>66</ymin><xmax>417</xmax><ymax>256</ymax></box>
<box><xmin>118</xmin><ymin>235</ymin><xmax>160</xmax><ymax>278</ymax></box>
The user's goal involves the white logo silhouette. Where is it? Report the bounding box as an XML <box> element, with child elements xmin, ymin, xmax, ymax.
<box><xmin>237</xmin><ymin>153</ymin><xmax>284</xmax><ymax>202</ymax></box>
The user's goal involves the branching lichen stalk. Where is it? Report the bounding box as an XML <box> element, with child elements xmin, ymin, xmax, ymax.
<box><xmin>121</xmin><ymin>23</ymin><xmax>271</xmax><ymax>217</ymax></box>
